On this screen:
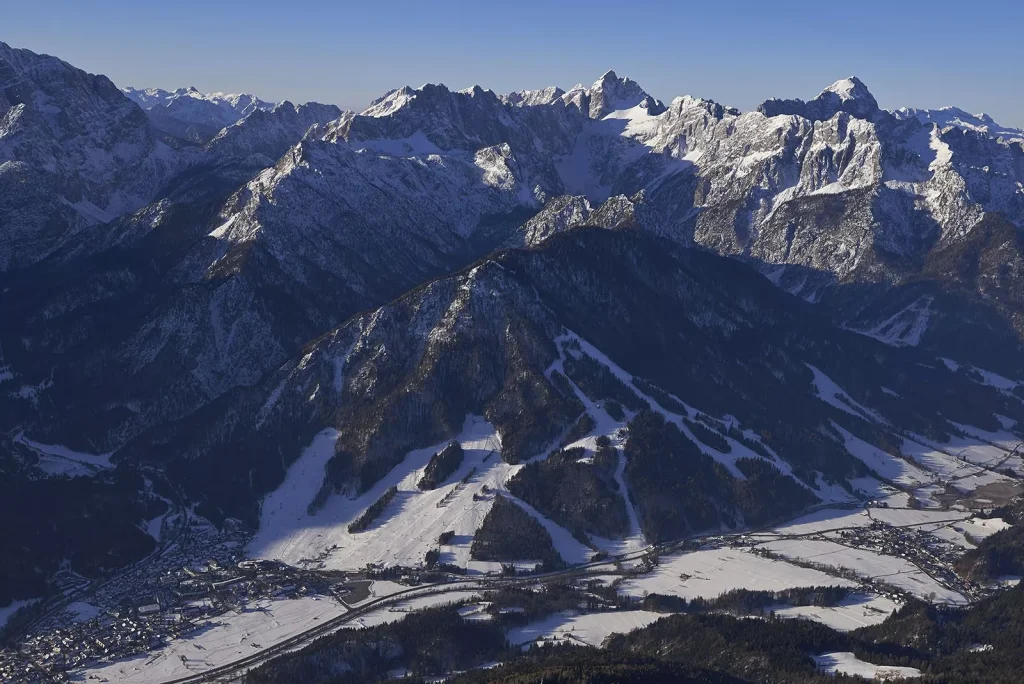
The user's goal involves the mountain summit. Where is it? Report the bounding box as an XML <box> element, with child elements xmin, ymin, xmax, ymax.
<box><xmin>584</xmin><ymin>69</ymin><xmax>664</xmax><ymax>119</ymax></box>
<box><xmin>758</xmin><ymin>75</ymin><xmax>880</xmax><ymax>120</ymax></box>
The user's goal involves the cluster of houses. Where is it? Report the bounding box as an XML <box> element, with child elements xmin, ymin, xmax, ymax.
<box><xmin>0</xmin><ymin>558</ymin><xmax>331</xmax><ymax>682</ymax></box>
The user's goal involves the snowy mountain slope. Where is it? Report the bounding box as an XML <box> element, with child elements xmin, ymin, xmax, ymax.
<box><xmin>116</xmin><ymin>229</ymin><xmax>1023</xmax><ymax>542</ymax></box>
<box><xmin>0</xmin><ymin>43</ymin><xmax>342</xmax><ymax>273</ymax></box>
<box><xmin>0</xmin><ymin>41</ymin><xmax>178</xmax><ymax>269</ymax></box>
<box><xmin>0</xmin><ymin>122</ymin><xmax>539</xmax><ymax>452</ymax></box>
<box><xmin>202</xmin><ymin>100</ymin><xmax>343</xmax><ymax>162</ymax></box>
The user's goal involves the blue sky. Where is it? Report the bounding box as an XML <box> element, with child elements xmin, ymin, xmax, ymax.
<box><xmin>6</xmin><ymin>0</ymin><xmax>1023</xmax><ymax>126</ymax></box>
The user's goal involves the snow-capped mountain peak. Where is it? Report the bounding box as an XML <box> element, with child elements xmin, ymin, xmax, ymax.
<box><xmin>122</xmin><ymin>85</ymin><xmax>273</xmax><ymax>114</ymax></box>
<box><xmin>582</xmin><ymin>69</ymin><xmax>664</xmax><ymax>119</ymax></box>
<box><xmin>361</xmin><ymin>86</ymin><xmax>417</xmax><ymax>117</ymax></box>
<box><xmin>758</xmin><ymin>76</ymin><xmax>880</xmax><ymax>121</ymax></box>
<box><xmin>821</xmin><ymin>76</ymin><xmax>871</xmax><ymax>101</ymax></box>
<box><xmin>500</xmin><ymin>86</ymin><xmax>565</xmax><ymax>107</ymax></box>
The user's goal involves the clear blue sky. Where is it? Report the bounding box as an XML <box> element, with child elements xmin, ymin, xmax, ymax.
<box><xmin>5</xmin><ymin>0</ymin><xmax>1023</xmax><ymax>127</ymax></box>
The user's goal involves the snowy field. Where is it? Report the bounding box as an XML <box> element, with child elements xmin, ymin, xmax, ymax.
<box><xmin>761</xmin><ymin>538</ymin><xmax>968</xmax><ymax>604</ymax></box>
<box><xmin>72</xmin><ymin>596</ymin><xmax>349</xmax><ymax>684</ymax></box>
<box><xmin>340</xmin><ymin>590</ymin><xmax>481</xmax><ymax>630</ymax></box>
<box><xmin>773</xmin><ymin>593</ymin><xmax>901</xmax><ymax>631</ymax></box>
<box><xmin>62</xmin><ymin>602</ymin><xmax>100</xmax><ymax>623</ymax></box>
<box><xmin>14</xmin><ymin>431</ymin><xmax>113</xmax><ymax>477</ymax></box>
<box><xmin>0</xmin><ymin>598</ymin><xmax>38</xmax><ymax>629</ymax></box>
<box><xmin>507</xmin><ymin>610</ymin><xmax>664</xmax><ymax>648</ymax></box>
<box><xmin>835</xmin><ymin>425</ymin><xmax>932</xmax><ymax>488</ymax></box>
<box><xmin>813</xmin><ymin>652</ymin><xmax>921</xmax><ymax>679</ymax></box>
<box><xmin>250</xmin><ymin>416</ymin><xmax>528</xmax><ymax>570</ymax></box>
<box><xmin>618</xmin><ymin>547</ymin><xmax>858</xmax><ymax>600</ymax></box>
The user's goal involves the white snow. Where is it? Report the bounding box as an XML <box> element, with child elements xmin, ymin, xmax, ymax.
<box><xmin>968</xmin><ymin>366</ymin><xmax>1018</xmax><ymax>391</ymax></box>
<box><xmin>250</xmin><ymin>416</ymin><xmax>591</xmax><ymax>570</ymax></box>
<box><xmin>208</xmin><ymin>215</ymin><xmax>236</xmax><ymax>239</ymax></box>
<box><xmin>618</xmin><ymin>547</ymin><xmax>858</xmax><ymax>601</ymax></box>
<box><xmin>835</xmin><ymin>424</ymin><xmax>931</xmax><ymax>488</ymax></box>
<box><xmin>501</xmin><ymin>494</ymin><xmax>594</xmax><ymax>566</ymax></box>
<box><xmin>806</xmin><ymin>365</ymin><xmax>885</xmax><ymax>423</ymax></box>
<box><xmin>761</xmin><ymin>538</ymin><xmax>968</xmax><ymax>605</ymax></box>
<box><xmin>457</xmin><ymin>602</ymin><xmax>494</xmax><ymax>622</ymax></box>
<box><xmin>850</xmin><ymin>298</ymin><xmax>933</xmax><ymax>347</ymax></box>
<box><xmin>814</xmin><ymin>652</ymin><xmax>921</xmax><ymax>679</ymax></box>
<box><xmin>545</xmin><ymin>339</ymin><xmax>647</xmax><ymax>555</ymax></box>
<box><xmin>64</xmin><ymin>601</ymin><xmax>101</xmax><ymax>623</ymax></box>
<box><xmin>507</xmin><ymin>610</ymin><xmax>663</xmax><ymax>649</ymax></box>
<box><xmin>901</xmin><ymin>437</ymin><xmax>980</xmax><ymax>481</ymax></box>
<box><xmin>774</xmin><ymin>593</ymin><xmax>901</xmax><ymax>631</ymax></box>
<box><xmin>556</xmin><ymin>331</ymin><xmax>763</xmax><ymax>481</ymax></box>
<box><xmin>0</xmin><ymin>598</ymin><xmax>39</xmax><ymax>629</ymax></box>
<box><xmin>930</xmin><ymin>516</ymin><xmax>1011</xmax><ymax>548</ymax></box>
<box><xmin>72</xmin><ymin>596</ymin><xmax>348</xmax><ymax>684</ymax></box>
<box><xmin>340</xmin><ymin>590</ymin><xmax>481</xmax><ymax>629</ymax></box>
<box><xmin>143</xmin><ymin>510</ymin><xmax>168</xmax><ymax>541</ymax></box>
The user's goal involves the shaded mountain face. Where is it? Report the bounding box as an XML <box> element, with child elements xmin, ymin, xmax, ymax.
<box><xmin>118</xmin><ymin>229</ymin><xmax>1024</xmax><ymax>528</ymax></box>
<box><xmin>0</xmin><ymin>42</ymin><xmax>176</xmax><ymax>269</ymax></box>
<box><xmin>758</xmin><ymin>77</ymin><xmax>881</xmax><ymax>121</ymax></box>
<box><xmin>0</xmin><ymin>41</ymin><xmax>342</xmax><ymax>272</ymax></box>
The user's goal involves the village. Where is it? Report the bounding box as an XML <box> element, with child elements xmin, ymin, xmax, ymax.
<box><xmin>0</xmin><ymin>510</ymin><xmax>406</xmax><ymax>683</ymax></box>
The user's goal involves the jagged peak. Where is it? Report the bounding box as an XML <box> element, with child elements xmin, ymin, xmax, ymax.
<box><xmin>593</xmin><ymin>69</ymin><xmax>621</xmax><ymax>87</ymax></box>
<box><xmin>577</xmin><ymin>69</ymin><xmax>660</xmax><ymax>119</ymax></box>
<box><xmin>758</xmin><ymin>76</ymin><xmax>879</xmax><ymax>122</ymax></box>
<box><xmin>820</xmin><ymin>76</ymin><xmax>872</xmax><ymax>101</ymax></box>
<box><xmin>361</xmin><ymin>85</ymin><xmax>417</xmax><ymax>117</ymax></box>
<box><xmin>500</xmin><ymin>86</ymin><xmax>565</xmax><ymax>107</ymax></box>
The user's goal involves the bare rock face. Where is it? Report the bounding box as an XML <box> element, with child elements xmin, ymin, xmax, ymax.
<box><xmin>0</xmin><ymin>41</ymin><xmax>175</xmax><ymax>269</ymax></box>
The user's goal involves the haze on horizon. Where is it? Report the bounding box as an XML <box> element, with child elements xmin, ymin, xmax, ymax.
<box><xmin>6</xmin><ymin>0</ymin><xmax>1024</xmax><ymax>127</ymax></box>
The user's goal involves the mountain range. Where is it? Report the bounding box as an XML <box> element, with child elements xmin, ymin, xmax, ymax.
<box><xmin>2</xmin><ymin>39</ymin><xmax>1024</xmax><ymax>611</ymax></box>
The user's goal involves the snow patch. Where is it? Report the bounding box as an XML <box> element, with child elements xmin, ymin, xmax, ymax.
<box><xmin>507</xmin><ymin>610</ymin><xmax>663</xmax><ymax>649</ymax></box>
<box><xmin>806</xmin><ymin>365</ymin><xmax>885</xmax><ymax>423</ymax></box>
<box><xmin>814</xmin><ymin>652</ymin><xmax>921</xmax><ymax>679</ymax></box>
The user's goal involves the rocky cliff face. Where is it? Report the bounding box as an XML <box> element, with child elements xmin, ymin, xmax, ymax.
<box><xmin>0</xmin><ymin>42</ymin><xmax>177</xmax><ymax>269</ymax></box>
